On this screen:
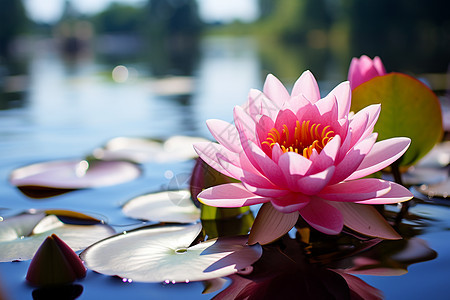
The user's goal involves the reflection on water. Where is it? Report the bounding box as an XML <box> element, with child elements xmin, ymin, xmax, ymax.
<box><xmin>0</xmin><ymin>36</ymin><xmax>260</xmax><ymax>161</ymax></box>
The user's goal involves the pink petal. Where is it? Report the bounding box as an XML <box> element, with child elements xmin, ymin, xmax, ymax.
<box><xmin>328</xmin><ymin>202</ymin><xmax>401</xmax><ymax>240</ymax></box>
<box><xmin>348</xmin><ymin>55</ymin><xmax>386</xmax><ymax>90</ymax></box>
<box><xmin>348</xmin><ymin>57</ymin><xmax>362</xmax><ymax>87</ymax></box>
<box><xmin>330</xmin><ymin>133</ymin><xmax>377</xmax><ymax>184</ymax></box>
<box><xmin>295</xmin><ymin>166</ymin><xmax>335</xmax><ymax>195</ymax></box>
<box><xmin>206</xmin><ymin>119</ymin><xmax>241</xmax><ymax>153</ymax></box>
<box><xmin>373</xmin><ymin>56</ymin><xmax>386</xmax><ymax>75</ymax></box>
<box><xmin>256</xmin><ymin>115</ymin><xmax>275</xmax><ymax>156</ymax></box>
<box><xmin>242</xmin><ymin>181</ymin><xmax>290</xmax><ymax>197</ymax></box>
<box><xmin>234</xmin><ymin>106</ymin><xmax>264</xmax><ymax>174</ymax></box>
<box><xmin>337</xmin><ymin>117</ymin><xmax>349</xmax><ymax>140</ymax></box>
<box><xmin>247</xmin><ymin>142</ymin><xmax>287</xmax><ymax>188</ymax></box>
<box><xmin>309</xmin><ymin>135</ymin><xmax>341</xmax><ymax>174</ymax></box>
<box><xmin>333</xmin><ymin>271</ymin><xmax>384</xmax><ymax>300</ymax></box>
<box><xmin>355</xmin><ymin>181</ymin><xmax>413</xmax><ymax>205</ymax></box>
<box><xmin>349</xmin><ymin>104</ymin><xmax>381</xmax><ymax>147</ymax></box>
<box><xmin>291</xmin><ymin>70</ymin><xmax>321</xmax><ymax>103</ymax></box>
<box><xmin>295</xmin><ymin>98</ymin><xmax>321</xmax><ymax>124</ymax></box>
<box><xmin>271</xmin><ymin>193</ymin><xmax>310</xmax><ymax>213</ymax></box>
<box><xmin>256</xmin><ymin>115</ymin><xmax>275</xmax><ymax>143</ymax></box>
<box><xmin>278</xmin><ymin>152</ymin><xmax>312</xmax><ymax>190</ymax></box>
<box><xmin>193</xmin><ymin>142</ymin><xmax>235</xmax><ymax>178</ymax></box>
<box><xmin>329</xmin><ymin>81</ymin><xmax>351</xmax><ymax>119</ymax></box>
<box><xmin>273</xmin><ymin>109</ymin><xmax>298</xmax><ymax>139</ymax></box>
<box><xmin>234</xmin><ymin>106</ymin><xmax>258</xmax><ymax>145</ymax></box>
<box><xmin>359</xmin><ymin>55</ymin><xmax>381</xmax><ymax>78</ymax></box>
<box><xmin>271</xmin><ymin>143</ymin><xmax>283</xmax><ymax>164</ymax></box>
<box><xmin>216</xmin><ymin>153</ymin><xmax>272</xmax><ymax>189</ymax></box>
<box><xmin>246</xmin><ymin>89</ymin><xmax>279</xmax><ymax>121</ymax></box>
<box><xmin>197</xmin><ymin>183</ymin><xmax>270</xmax><ymax>208</ymax></box>
<box><xmin>336</xmin><ymin>130</ymin><xmax>352</xmax><ymax>163</ymax></box>
<box><xmin>314</xmin><ymin>93</ymin><xmax>339</xmax><ymax>126</ymax></box>
<box><xmin>345</xmin><ymin>137</ymin><xmax>411</xmax><ymax>181</ymax></box>
<box><xmin>263</xmin><ymin>74</ymin><xmax>290</xmax><ymax>107</ymax></box>
<box><xmin>238</xmin><ymin>149</ymin><xmax>263</xmax><ymax>175</ymax></box>
<box><xmin>248</xmin><ymin>202</ymin><xmax>299</xmax><ymax>245</ymax></box>
<box><xmin>347</xmin><ymin>109</ymin><xmax>370</xmax><ymax>148</ymax></box>
<box><xmin>299</xmin><ymin>198</ymin><xmax>343</xmax><ymax>235</ymax></box>
<box><xmin>319</xmin><ymin>178</ymin><xmax>391</xmax><ymax>202</ymax></box>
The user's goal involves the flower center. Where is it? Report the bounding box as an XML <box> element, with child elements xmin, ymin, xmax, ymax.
<box><xmin>262</xmin><ymin>120</ymin><xmax>335</xmax><ymax>159</ymax></box>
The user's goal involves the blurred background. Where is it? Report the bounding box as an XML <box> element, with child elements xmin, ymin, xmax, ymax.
<box><xmin>1</xmin><ymin>0</ymin><xmax>449</xmax><ymax>151</ymax></box>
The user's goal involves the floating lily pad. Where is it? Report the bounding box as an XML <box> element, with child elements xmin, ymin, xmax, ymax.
<box><xmin>10</xmin><ymin>159</ymin><xmax>141</xmax><ymax>198</ymax></box>
<box><xmin>0</xmin><ymin>210</ymin><xmax>115</xmax><ymax>262</ymax></box>
<box><xmin>414</xmin><ymin>178</ymin><xmax>450</xmax><ymax>199</ymax></box>
<box><xmin>80</xmin><ymin>223</ymin><xmax>262</xmax><ymax>283</ymax></box>
<box><xmin>92</xmin><ymin>135</ymin><xmax>209</xmax><ymax>163</ymax></box>
<box><xmin>352</xmin><ymin>73</ymin><xmax>443</xmax><ymax>166</ymax></box>
<box><xmin>122</xmin><ymin>190</ymin><xmax>200</xmax><ymax>223</ymax></box>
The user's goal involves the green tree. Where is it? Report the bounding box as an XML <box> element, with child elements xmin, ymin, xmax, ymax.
<box><xmin>0</xmin><ymin>0</ymin><xmax>29</xmax><ymax>57</ymax></box>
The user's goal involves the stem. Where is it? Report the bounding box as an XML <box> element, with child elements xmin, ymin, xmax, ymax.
<box><xmin>392</xmin><ymin>161</ymin><xmax>410</xmax><ymax>224</ymax></box>
<box><xmin>391</xmin><ymin>161</ymin><xmax>404</xmax><ymax>186</ymax></box>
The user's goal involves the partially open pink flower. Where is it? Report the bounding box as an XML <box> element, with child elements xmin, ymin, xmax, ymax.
<box><xmin>348</xmin><ymin>55</ymin><xmax>386</xmax><ymax>89</ymax></box>
<box><xmin>194</xmin><ymin>71</ymin><xmax>412</xmax><ymax>236</ymax></box>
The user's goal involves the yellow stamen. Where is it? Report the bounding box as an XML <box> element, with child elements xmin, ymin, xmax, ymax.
<box><xmin>262</xmin><ymin>120</ymin><xmax>335</xmax><ymax>159</ymax></box>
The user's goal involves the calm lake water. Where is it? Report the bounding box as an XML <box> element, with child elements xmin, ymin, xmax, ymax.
<box><xmin>0</xmin><ymin>35</ymin><xmax>449</xmax><ymax>299</ymax></box>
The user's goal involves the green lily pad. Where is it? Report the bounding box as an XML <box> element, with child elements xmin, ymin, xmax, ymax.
<box><xmin>0</xmin><ymin>210</ymin><xmax>115</xmax><ymax>262</ymax></box>
<box><xmin>80</xmin><ymin>223</ymin><xmax>262</xmax><ymax>283</ymax></box>
<box><xmin>122</xmin><ymin>190</ymin><xmax>201</xmax><ymax>223</ymax></box>
<box><xmin>352</xmin><ymin>73</ymin><xmax>443</xmax><ymax>166</ymax></box>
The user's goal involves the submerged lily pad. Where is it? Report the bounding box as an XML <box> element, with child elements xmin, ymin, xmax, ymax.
<box><xmin>0</xmin><ymin>210</ymin><xmax>115</xmax><ymax>262</ymax></box>
<box><xmin>122</xmin><ymin>190</ymin><xmax>200</xmax><ymax>223</ymax></box>
<box><xmin>92</xmin><ymin>135</ymin><xmax>209</xmax><ymax>163</ymax></box>
<box><xmin>80</xmin><ymin>223</ymin><xmax>262</xmax><ymax>283</ymax></box>
<box><xmin>10</xmin><ymin>159</ymin><xmax>141</xmax><ymax>198</ymax></box>
<box><xmin>352</xmin><ymin>73</ymin><xmax>443</xmax><ymax>166</ymax></box>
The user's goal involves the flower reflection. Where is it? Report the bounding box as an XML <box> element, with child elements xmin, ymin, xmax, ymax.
<box><xmin>214</xmin><ymin>231</ymin><xmax>437</xmax><ymax>300</ymax></box>
<box><xmin>31</xmin><ymin>284</ymin><xmax>83</xmax><ymax>300</ymax></box>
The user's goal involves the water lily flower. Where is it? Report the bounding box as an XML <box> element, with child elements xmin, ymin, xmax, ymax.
<box><xmin>194</xmin><ymin>71</ymin><xmax>412</xmax><ymax>237</ymax></box>
<box><xmin>348</xmin><ymin>55</ymin><xmax>386</xmax><ymax>89</ymax></box>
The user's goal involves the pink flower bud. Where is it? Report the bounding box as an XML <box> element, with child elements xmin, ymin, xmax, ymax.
<box><xmin>348</xmin><ymin>55</ymin><xmax>386</xmax><ymax>89</ymax></box>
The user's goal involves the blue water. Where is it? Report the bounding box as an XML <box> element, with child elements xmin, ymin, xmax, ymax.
<box><xmin>0</xmin><ymin>35</ymin><xmax>449</xmax><ymax>299</ymax></box>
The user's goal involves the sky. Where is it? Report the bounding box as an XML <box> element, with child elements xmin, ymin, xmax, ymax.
<box><xmin>23</xmin><ymin>0</ymin><xmax>259</xmax><ymax>24</ymax></box>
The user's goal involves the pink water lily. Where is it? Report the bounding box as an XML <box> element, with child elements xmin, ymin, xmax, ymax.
<box><xmin>194</xmin><ymin>71</ymin><xmax>412</xmax><ymax>237</ymax></box>
<box><xmin>348</xmin><ymin>55</ymin><xmax>386</xmax><ymax>89</ymax></box>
